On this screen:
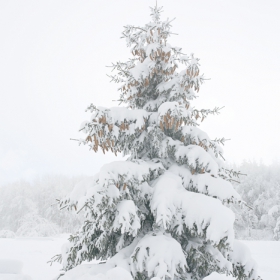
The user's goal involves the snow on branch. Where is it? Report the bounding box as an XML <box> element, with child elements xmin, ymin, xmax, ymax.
<box><xmin>79</xmin><ymin>105</ymin><xmax>149</xmax><ymax>155</ymax></box>
<box><xmin>169</xmin><ymin>165</ymin><xmax>241</xmax><ymax>204</ymax></box>
<box><xmin>180</xmin><ymin>126</ymin><xmax>225</xmax><ymax>161</ymax></box>
<box><xmin>60</xmin><ymin>160</ymin><xmax>164</xmax><ymax>212</ymax></box>
<box><xmin>230</xmin><ymin>240</ymin><xmax>260</xmax><ymax>280</ymax></box>
<box><xmin>112</xmin><ymin>200</ymin><xmax>140</xmax><ymax>237</ymax></box>
<box><xmin>158</xmin><ymin>137</ymin><xmax>219</xmax><ymax>175</ymax></box>
<box><xmin>151</xmin><ymin>172</ymin><xmax>235</xmax><ymax>245</ymax></box>
<box><xmin>130</xmin><ymin>233</ymin><xmax>187</xmax><ymax>279</ymax></box>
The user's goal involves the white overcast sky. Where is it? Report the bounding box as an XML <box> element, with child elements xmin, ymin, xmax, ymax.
<box><xmin>0</xmin><ymin>0</ymin><xmax>279</xmax><ymax>184</ymax></box>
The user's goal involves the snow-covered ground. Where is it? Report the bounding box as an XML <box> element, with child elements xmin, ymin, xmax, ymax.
<box><xmin>0</xmin><ymin>237</ymin><xmax>279</xmax><ymax>280</ymax></box>
<box><xmin>0</xmin><ymin>236</ymin><xmax>66</xmax><ymax>280</ymax></box>
<box><xmin>243</xmin><ymin>240</ymin><xmax>280</xmax><ymax>280</ymax></box>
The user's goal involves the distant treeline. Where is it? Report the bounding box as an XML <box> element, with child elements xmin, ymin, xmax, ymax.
<box><xmin>230</xmin><ymin>160</ymin><xmax>280</xmax><ymax>240</ymax></box>
<box><xmin>0</xmin><ymin>175</ymin><xmax>86</xmax><ymax>237</ymax></box>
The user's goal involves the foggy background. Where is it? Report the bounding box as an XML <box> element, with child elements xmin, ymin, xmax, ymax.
<box><xmin>1</xmin><ymin>0</ymin><xmax>280</xmax><ymax>185</ymax></box>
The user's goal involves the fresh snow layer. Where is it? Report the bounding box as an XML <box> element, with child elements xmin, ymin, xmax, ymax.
<box><xmin>0</xmin><ymin>237</ymin><xmax>67</xmax><ymax>280</ymax></box>
<box><xmin>0</xmin><ymin>259</ymin><xmax>32</xmax><ymax>279</ymax></box>
<box><xmin>203</xmin><ymin>272</ymin><xmax>235</xmax><ymax>279</ymax></box>
<box><xmin>60</xmin><ymin>266</ymin><xmax>133</xmax><ymax>280</ymax></box>
<box><xmin>67</xmin><ymin>160</ymin><xmax>164</xmax><ymax>210</ymax></box>
<box><xmin>60</xmin><ymin>239</ymin><xmax>139</xmax><ymax>280</ymax></box>
<box><xmin>151</xmin><ymin>171</ymin><xmax>235</xmax><ymax>245</ymax></box>
<box><xmin>112</xmin><ymin>200</ymin><xmax>140</xmax><ymax>236</ymax></box>
<box><xmin>0</xmin><ymin>259</ymin><xmax>23</xmax><ymax>274</ymax></box>
<box><xmin>98</xmin><ymin>160</ymin><xmax>163</xmax><ymax>188</ymax></box>
<box><xmin>0</xmin><ymin>275</ymin><xmax>32</xmax><ymax>280</ymax></box>
<box><xmin>0</xmin><ymin>238</ymin><xmax>280</xmax><ymax>280</ymax></box>
<box><xmin>242</xmin><ymin>240</ymin><xmax>280</xmax><ymax>280</ymax></box>
<box><xmin>230</xmin><ymin>240</ymin><xmax>259</xmax><ymax>279</ymax></box>
<box><xmin>130</xmin><ymin>233</ymin><xmax>187</xmax><ymax>279</ymax></box>
<box><xmin>168</xmin><ymin>164</ymin><xmax>241</xmax><ymax>203</ymax></box>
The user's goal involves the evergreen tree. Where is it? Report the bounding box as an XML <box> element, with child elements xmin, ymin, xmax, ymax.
<box><xmin>56</xmin><ymin>5</ymin><xmax>260</xmax><ymax>280</ymax></box>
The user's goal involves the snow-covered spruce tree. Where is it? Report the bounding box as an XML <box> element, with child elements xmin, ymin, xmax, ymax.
<box><xmin>56</xmin><ymin>5</ymin><xmax>260</xmax><ymax>280</ymax></box>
